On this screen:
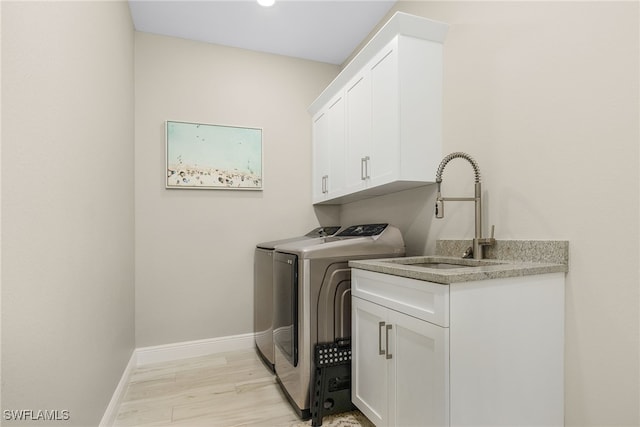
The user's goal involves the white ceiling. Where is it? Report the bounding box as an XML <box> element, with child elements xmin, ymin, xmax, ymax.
<box><xmin>128</xmin><ymin>0</ymin><xmax>397</xmax><ymax>65</ymax></box>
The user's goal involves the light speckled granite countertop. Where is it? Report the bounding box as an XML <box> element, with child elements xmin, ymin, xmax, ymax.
<box><xmin>349</xmin><ymin>240</ymin><xmax>568</xmax><ymax>285</ymax></box>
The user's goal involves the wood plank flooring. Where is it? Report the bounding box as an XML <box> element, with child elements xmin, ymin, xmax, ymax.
<box><xmin>114</xmin><ymin>349</ymin><xmax>302</xmax><ymax>426</ymax></box>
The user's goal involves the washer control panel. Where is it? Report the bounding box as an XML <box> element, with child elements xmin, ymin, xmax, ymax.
<box><xmin>335</xmin><ymin>223</ymin><xmax>388</xmax><ymax>237</ymax></box>
<box><xmin>305</xmin><ymin>226</ymin><xmax>341</xmax><ymax>238</ymax></box>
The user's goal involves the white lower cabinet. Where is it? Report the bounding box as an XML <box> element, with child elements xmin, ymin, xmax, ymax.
<box><xmin>352</xmin><ymin>297</ymin><xmax>448</xmax><ymax>427</ymax></box>
<box><xmin>352</xmin><ymin>297</ymin><xmax>388</xmax><ymax>425</ymax></box>
<box><xmin>351</xmin><ymin>268</ymin><xmax>565</xmax><ymax>427</ymax></box>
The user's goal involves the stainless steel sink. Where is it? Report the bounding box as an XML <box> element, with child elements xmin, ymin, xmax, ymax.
<box><xmin>408</xmin><ymin>262</ymin><xmax>475</xmax><ymax>269</ymax></box>
<box><xmin>379</xmin><ymin>257</ymin><xmax>501</xmax><ymax>270</ymax></box>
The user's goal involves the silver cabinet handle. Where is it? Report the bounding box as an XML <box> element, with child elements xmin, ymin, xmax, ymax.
<box><xmin>322</xmin><ymin>175</ymin><xmax>328</xmax><ymax>193</ymax></box>
<box><xmin>385</xmin><ymin>324</ymin><xmax>393</xmax><ymax>360</ymax></box>
<box><xmin>361</xmin><ymin>158</ymin><xmax>367</xmax><ymax>181</ymax></box>
<box><xmin>378</xmin><ymin>321</ymin><xmax>386</xmax><ymax>355</ymax></box>
<box><xmin>365</xmin><ymin>156</ymin><xmax>371</xmax><ymax>179</ymax></box>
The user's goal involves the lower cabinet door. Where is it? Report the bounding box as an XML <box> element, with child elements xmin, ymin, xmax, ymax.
<box><xmin>387</xmin><ymin>309</ymin><xmax>450</xmax><ymax>427</ymax></box>
<box><xmin>352</xmin><ymin>297</ymin><xmax>388</xmax><ymax>426</ymax></box>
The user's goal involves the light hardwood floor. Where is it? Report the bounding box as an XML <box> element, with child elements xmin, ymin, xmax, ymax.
<box><xmin>114</xmin><ymin>349</ymin><xmax>303</xmax><ymax>426</ymax></box>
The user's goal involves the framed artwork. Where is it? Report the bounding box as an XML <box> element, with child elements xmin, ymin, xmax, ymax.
<box><xmin>166</xmin><ymin>120</ymin><xmax>263</xmax><ymax>190</ymax></box>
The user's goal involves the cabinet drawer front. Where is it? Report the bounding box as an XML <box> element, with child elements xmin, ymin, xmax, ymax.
<box><xmin>352</xmin><ymin>269</ymin><xmax>449</xmax><ymax>327</ymax></box>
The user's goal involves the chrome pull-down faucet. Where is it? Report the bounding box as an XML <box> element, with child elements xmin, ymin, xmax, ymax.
<box><xmin>435</xmin><ymin>152</ymin><xmax>495</xmax><ymax>260</ymax></box>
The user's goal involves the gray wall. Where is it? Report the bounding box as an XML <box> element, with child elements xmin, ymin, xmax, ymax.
<box><xmin>134</xmin><ymin>32</ymin><xmax>340</xmax><ymax>347</ymax></box>
<box><xmin>342</xmin><ymin>2</ymin><xmax>639</xmax><ymax>426</ymax></box>
<box><xmin>1</xmin><ymin>1</ymin><xmax>135</xmax><ymax>425</ymax></box>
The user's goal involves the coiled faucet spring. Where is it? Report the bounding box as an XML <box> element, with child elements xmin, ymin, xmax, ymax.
<box><xmin>435</xmin><ymin>152</ymin><xmax>481</xmax><ymax>184</ymax></box>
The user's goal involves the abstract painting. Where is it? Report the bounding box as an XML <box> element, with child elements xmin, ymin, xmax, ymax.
<box><xmin>166</xmin><ymin>120</ymin><xmax>263</xmax><ymax>190</ymax></box>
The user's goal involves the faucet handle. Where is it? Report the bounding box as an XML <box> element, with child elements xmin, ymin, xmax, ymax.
<box><xmin>462</xmin><ymin>246</ymin><xmax>473</xmax><ymax>259</ymax></box>
<box><xmin>478</xmin><ymin>225</ymin><xmax>496</xmax><ymax>246</ymax></box>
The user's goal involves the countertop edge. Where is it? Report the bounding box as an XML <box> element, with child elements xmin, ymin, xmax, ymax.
<box><xmin>348</xmin><ymin>257</ymin><xmax>568</xmax><ymax>285</ymax></box>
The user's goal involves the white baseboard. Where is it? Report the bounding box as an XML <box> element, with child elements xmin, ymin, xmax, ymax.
<box><xmin>101</xmin><ymin>333</ymin><xmax>256</xmax><ymax>425</ymax></box>
<box><xmin>136</xmin><ymin>333</ymin><xmax>255</xmax><ymax>366</ymax></box>
<box><xmin>99</xmin><ymin>351</ymin><xmax>137</xmax><ymax>427</ymax></box>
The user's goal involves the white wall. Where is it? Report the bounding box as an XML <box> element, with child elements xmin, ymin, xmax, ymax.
<box><xmin>134</xmin><ymin>33</ymin><xmax>340</xmax><ymax>347</ymax></box>
<box><xmin>1</xmin><ymin>1</ymin><xmax>135</xmax><ymax>425</ymax></box>
<box><xmin>341</xmin><ymin>2</ymin><xmax>639</xmax><ymax>426</ymax></box>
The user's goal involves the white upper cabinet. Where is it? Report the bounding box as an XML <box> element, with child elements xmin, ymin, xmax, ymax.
<box><xmin>369</xmin><ymin>41</ymin><xmax>398</xmax><ymax>189</ymax></box>
<box><xmin>312</xmin><ymin>110</ymin><xmax>329</xmax><ymax>201</ymax></box>
<box><xmin>312</xmin><ymin>92</ymin><xmax>345</xmax><ymax>201</ymax></box>
<box><xmin>309</xmin><ymin>12</ymin><xmax>449</xmax><ymax>205</ymax></box>
<box><xmin>344</xmin><ymin>70</ymin><xmax>371</xmax><ymax>194</ymax></box>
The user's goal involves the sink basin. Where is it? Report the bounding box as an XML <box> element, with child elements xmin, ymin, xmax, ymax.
<box><xmin>408</xmin><ymin>262</ymin><xmax>475</xmax><ymax>269</ymax></box>
<box><xmin>378</xmin><ymin>257</ymin><xmax>502</xmax><ymax>270</ymax></box>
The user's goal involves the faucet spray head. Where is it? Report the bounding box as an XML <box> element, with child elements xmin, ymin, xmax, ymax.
<box><xmin>435</xmin><ymin>198</ymin><xmax>444</xmax><ymax>218</ymax></box>
<box><xmin>435</xmin><ymin>182</ymin><xmax>444</xmax><ymax>218</ymax></box>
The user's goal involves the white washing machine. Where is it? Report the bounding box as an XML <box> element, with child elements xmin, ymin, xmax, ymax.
<box><xmin>254</xmin><ymin>226</ymin><xmax>340</xmax><ymax>371</ymax></box>
<box><xmin>272</xmin><ymin>224</ymin><xmax>405</xmax><ymax>418</ymax></box>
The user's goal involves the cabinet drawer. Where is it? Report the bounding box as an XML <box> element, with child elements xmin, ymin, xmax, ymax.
<box><xmin>352</xmin><ymin>268</ymin><xmax>449</xmax><ymax>327</ymax></box>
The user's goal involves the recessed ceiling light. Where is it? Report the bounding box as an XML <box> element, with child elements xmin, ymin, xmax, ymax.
<box><xmin>257</xmin><ymin>0</ymin><xmax>275</xmax><ymax>7</ymax></box>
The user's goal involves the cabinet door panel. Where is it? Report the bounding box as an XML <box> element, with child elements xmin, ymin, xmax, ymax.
<box><xmin>327</xmin><ymin>95</ymin><xmax>345</xmax><ymax>196</ymax></box>
<box><xmin>312</xmin><ymin>111</ymin><xmax>329</xmax><ymax>202</ymax></box>
<box><xmin>345</xmin><ymin>73</ymin><xmax>370</xmax><ymax>192</ymax></box>
<box><xmin>370</xmin><ymin>41</ymin><xmax>399</xmax><ymax>186</ymax></box>
<box><xmin>352</xmin><ymin>297</ymin><xmax>388</xmax><ymax>426</ymax></box>
<box><xmin>388</xmin><ymin>309</ymin><xmax>449</xmax><ymax>427</ymax></box>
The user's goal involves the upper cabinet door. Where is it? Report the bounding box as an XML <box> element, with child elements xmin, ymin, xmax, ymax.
<box><xmin>327</xmin><ymin>94</ymin><xmax>346</xmax><ymax>197</ymax></box>
<box><xmin>311</xmin><ymin>110</ymin><xmax>329</xmax><ymax>203</ymax></box>
<box><xmin>311</xmin><ymin>92</ymin><xmax>346</xmax><ymax>204</ymax></box>
<box><xmin>369</xmin><ymin>39</ymin><xmax>399</xmax><ymax>187</ymax></box>
<box><xmin>344</xmin><ymin>71</ymin><xmax>371</xmax><ymax>194</ymax></box>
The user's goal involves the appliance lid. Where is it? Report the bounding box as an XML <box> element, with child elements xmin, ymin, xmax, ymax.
<box><xmin>275</xmin><ymin>223</ymin><xmax>404</xmax><ymax>259</ymax></box>
<box><xmin>256</xmin><ymin>226</ymin><xmax>341</xmax><ymax>250</ymax></box>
